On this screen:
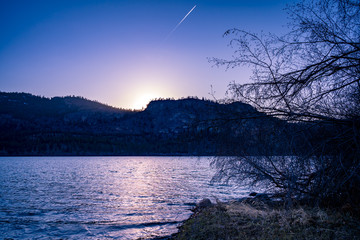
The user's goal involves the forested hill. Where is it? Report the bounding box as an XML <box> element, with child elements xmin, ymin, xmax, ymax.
<box><xmin>0</xmin><ymin>92</ymin><xmax>130</xmax><ymax>119</ymax></box>
<box><xmin>0</xmin><ymin>92</ymin><xmax>277</xmax><ymax>156</ymax></box>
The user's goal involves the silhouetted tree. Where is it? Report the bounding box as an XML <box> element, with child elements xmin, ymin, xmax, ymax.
<box><xmin>211</xmin><ymin>0</ymin><xmax>360</xmax><ymax>207</ymax></box>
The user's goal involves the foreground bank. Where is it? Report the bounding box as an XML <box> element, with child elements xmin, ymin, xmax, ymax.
<box><xmin>171</xmin><ymin>198</ymin><xmax>360</xmax><ymax>240</ymax></box>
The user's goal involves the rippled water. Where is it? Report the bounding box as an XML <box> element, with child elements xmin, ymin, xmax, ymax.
<box><xmin>0</xmin><ymin>157</ymin><xmax>248</xmax><ymax>239</ymax></box>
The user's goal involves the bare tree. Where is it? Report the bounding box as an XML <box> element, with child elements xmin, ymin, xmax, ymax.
<box><xmin>211</xmin><ymin>0</ymin><xmax>360</xmax><ymax>207</ymax></box>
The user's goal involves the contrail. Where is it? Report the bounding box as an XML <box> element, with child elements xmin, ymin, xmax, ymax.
<box><xmin>164</xmin><ymin>5</ymin><xmax>197</xmax><ymax>41</ymax></box>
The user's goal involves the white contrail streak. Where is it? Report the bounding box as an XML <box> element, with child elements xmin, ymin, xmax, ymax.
<box><xmin>164</xmin><ymin>5</ymin><xmax>197</xmax><ymax>41</ymax></box>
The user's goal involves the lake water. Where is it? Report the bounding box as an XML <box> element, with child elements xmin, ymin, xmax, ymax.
<box><xmin>0</xmin><ymin>157</ymin><xmax>248</xmax><ymax>239</ymax></box>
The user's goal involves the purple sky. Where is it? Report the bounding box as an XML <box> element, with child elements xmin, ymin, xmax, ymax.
<box><xmin>0</xmin><ymin>0</ymin><xmax>296</xmax><ymax>109</ymax></box>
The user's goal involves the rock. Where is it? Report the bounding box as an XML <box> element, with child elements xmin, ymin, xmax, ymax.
<box><xmin>249</xmin><ymin>192</ymin><xmax>271</xmax><ymax>201</ymax></box>
<box><xmin>197</xmin><ymin>198</ymin><xmax>212</xmax><ymax>208</ymax></box>
<box><xmin>255</xmin><ymin>193</ymin><xmax>270</xmax><ymax>200</ymax></box>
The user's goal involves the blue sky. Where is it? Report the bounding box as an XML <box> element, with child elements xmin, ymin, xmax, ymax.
<box><xmin>0</xmin><ymin>0</ymin><xmax>296</xmax><ymax>109</ymax></box>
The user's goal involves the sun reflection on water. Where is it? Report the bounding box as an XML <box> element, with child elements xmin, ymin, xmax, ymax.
<box><xmin>0</xmin><ymin>156</ymin><xmax>248</xmax><ymax>239</ymax></box>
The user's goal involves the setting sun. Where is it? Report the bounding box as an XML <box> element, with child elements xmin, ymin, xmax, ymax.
<box><xmin>123</xmin><ymin>60</ymin><xmax>179</xmax><ymax>110</ymax></box>
<box><xmin>131</xmin><ymin>93</ymin><xmax>159</xmax><ymax>110</ymax></box>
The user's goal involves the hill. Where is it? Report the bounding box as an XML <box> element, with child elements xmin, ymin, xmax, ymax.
<box><xmin>0</xmin><ymin>92</ymin><xmax>274</xmax><ymax>156</ymax></box>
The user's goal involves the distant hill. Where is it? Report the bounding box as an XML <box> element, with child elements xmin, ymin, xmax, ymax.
<box><xmin>0</xmin><ymin>92</ymin><xmax>278</xmax><ymax>156</ymax></box>
<box><xmin>0</xmin><ymin>92</ymin><xmax>130</xmax><ymax>119</ymax></box>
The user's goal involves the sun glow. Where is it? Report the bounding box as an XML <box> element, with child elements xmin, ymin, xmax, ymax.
<box><xmin>119</xmin><ymin>50</ymin><xmax>183</xmax><ymax>110</ymax></box>
<box><xmin>124</xmin><ymin>81</ymin><xmax>174</xmax><ymax>110</ymax></box>
<box><xmin>132</xmin><ymin>93</ymin><xmax>159</xmax><ymax>110</ymax></box>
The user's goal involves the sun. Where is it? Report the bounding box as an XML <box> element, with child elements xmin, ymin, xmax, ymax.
<box><xmin>121</xmin><ymin>56</ymin><xmax>180</xmax><ymax>110</ymax></box>
<box><xmin>131</xmin><ymin>93</ymin><xmax>159</xmax><ymax>110</ymax></box>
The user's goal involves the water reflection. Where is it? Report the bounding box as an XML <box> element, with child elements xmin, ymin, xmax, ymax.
<box><xmin>0</xmin><ymin>157</ymin><xmax>248</xmax><ymax>239</ymax></box>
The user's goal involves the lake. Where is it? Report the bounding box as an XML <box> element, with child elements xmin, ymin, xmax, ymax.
<box><xmin>0</xmin><ymin>157</ymin><xmax>248</xmax><ymax>239</ymax></box>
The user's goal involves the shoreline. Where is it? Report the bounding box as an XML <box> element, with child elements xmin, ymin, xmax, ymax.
<box><xmin>169</xmin><ymin>197</ymin><xmax>360</xmax><ymax>240</ymax></box>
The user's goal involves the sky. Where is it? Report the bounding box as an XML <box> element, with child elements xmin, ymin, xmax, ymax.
<box><xmin>0</xmin><ymin>0</ymin><xmax>296</xmax><ymax>109</ymax></box>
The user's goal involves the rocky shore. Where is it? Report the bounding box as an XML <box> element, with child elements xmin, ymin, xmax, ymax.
<box><xmin>170</xmin><ymin>195</ymin><xmax>360</xmax><ymax>240</ymax></box>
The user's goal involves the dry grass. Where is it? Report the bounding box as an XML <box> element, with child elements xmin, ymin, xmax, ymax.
<box><xmin>172</xmin><ymin>200</ymin><xmax>360</xmax><ymax>240</ymax></box>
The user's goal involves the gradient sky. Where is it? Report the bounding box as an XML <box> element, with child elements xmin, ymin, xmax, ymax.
<box><xmin>0</xmin><ymin>0</ymin><xmax>296</xmax><ymax>109</ymax></box>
